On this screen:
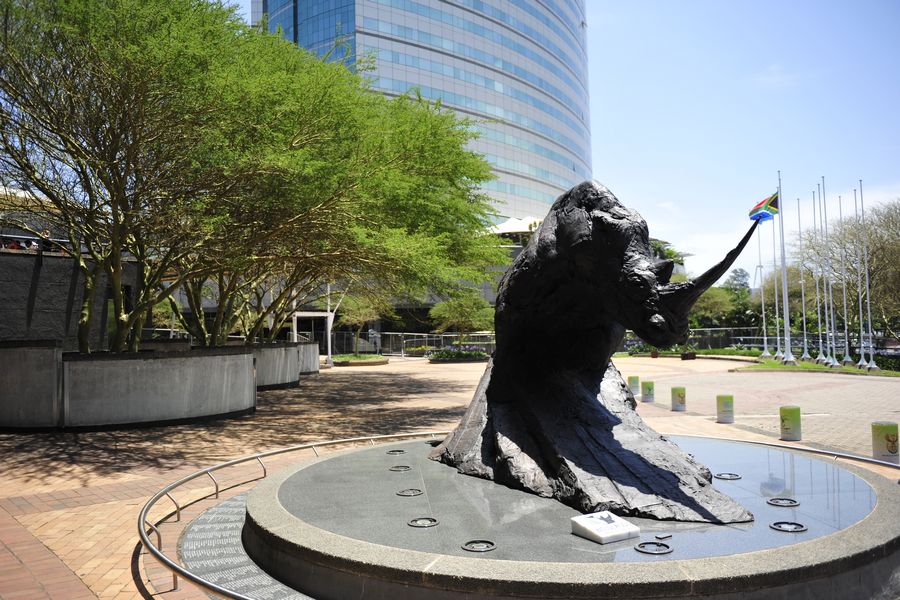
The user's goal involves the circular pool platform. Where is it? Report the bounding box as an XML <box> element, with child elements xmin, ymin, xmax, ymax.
<box><xmin>183</xmin><ymin>437</ymin><xmax>900</xmax><ymax>599</ymax></box>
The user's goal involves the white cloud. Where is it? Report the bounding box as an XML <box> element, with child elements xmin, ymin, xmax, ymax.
<box><xmin>750</xmin><ymin>64</ymin><xmax>798</xmax><ymax>89</ymax></box>
<box><xmin>656</xmin><ymin>201</ymin><xmax>677</xmax><ymax>213</ymax></box>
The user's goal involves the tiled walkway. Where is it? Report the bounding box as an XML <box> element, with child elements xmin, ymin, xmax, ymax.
<box><xmin>1</xmin><ymin>357</ymin><xmax>897</xmax><ymax>599</ymax></box>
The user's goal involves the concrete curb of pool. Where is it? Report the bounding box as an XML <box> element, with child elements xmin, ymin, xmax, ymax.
<box><xmin>242</xmin><ymin>443</ymin><xmax>900</xmax><ymax>600</ymax></box>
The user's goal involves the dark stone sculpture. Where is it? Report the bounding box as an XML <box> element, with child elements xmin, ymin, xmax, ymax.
<box><xmin>431</xmin><ymin>181</ymin><xmax>758</xmax><ymax>523</ymax></box>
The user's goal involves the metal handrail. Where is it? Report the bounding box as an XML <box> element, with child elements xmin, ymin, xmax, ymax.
<box><xmin>139</xmin><ymin>430</ymin><xmax>898</xmax><ymax>598</ymax></box>
<box><xmin>137</xmin><ymin>431</ymin><xmax>449</xmax><ymax>599</ymax></box>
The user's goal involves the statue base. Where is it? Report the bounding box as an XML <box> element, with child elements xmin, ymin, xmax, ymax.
<box><xmin>210</xmin><ymin>437</ymin><xmax>900</xmax><ymax>600</ymax></box>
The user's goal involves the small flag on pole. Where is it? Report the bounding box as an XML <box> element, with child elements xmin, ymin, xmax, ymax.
<box><xmin>749</xmin><ymin>192</ymin><xmax>779</xmax><ymax>221</ymax></box>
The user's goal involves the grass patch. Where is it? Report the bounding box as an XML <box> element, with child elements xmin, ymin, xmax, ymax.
<box><xmin>694</xmin><ymin>348</ymin><xmax>761</xmax><ymax>357</ymax></box>
<box><xmin>743</xmin><ymin>359</ymin><xmax>900</xmax><ymax>377</ymax></box>
<box><xmin>332</xmin><ymin>353</ymin><xmax>385</xmax><ymax>362</ymax></box>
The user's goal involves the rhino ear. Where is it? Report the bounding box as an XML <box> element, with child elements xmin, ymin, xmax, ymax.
<box><xmin>651</xmin><ymin>259</ymin><xmax>675</xmax><ymax>285</ymax></box>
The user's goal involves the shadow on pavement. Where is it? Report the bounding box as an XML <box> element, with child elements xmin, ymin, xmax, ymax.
<box><xmin>0</xmin><ymin>370</ymin><xmax>471</xmax><ymax>486</ymax></box>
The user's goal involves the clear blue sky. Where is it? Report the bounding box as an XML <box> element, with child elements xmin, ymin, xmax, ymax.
<box><xmin>233</xmin><ymin>0</ymin><xmax>899</xmax><ymax>282</ymax></box>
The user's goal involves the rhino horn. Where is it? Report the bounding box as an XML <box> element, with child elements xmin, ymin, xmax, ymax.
<box><xmin>658</xmin><ymin>220</ymin><xmax>759</xmax><ymax>318</ymax></box>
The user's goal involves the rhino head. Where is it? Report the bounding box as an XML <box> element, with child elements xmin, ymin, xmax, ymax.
<box><xmin>493</xmin><ymin>181</ymin><xmax>757</xmax><ymax>369</ymax></box>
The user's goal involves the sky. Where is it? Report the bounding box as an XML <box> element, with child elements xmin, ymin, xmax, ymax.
<box><xmin>232</xmin><ymin>0</ymin><xmax>900</xmax><ymax>282</ymax></box>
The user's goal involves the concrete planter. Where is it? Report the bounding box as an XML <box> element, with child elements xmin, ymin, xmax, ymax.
<box><xmin>0</xmin><ymin>341</ymin><xmax>62</xmax><ymax>428</ymax></box>
<box><xmin>253</xmin><ymin>341</ymin><xmax>320</xmax><ymax>389</ymax></box>
<box><xmin>0</xmin><ymin>344</ymin><xmax>255</xmax><ymax>429</ymax></box>
<box><xmin>253</xmin><ymin>343</ymin><xmax>299</xmax><ymax>389</ymax></box>
<box><xmin>62</xmin><ymin>348</ymin><xmax>255</xmax><ymax>427</ymax></box>
<box><xmin>298</xmin><ymin>342</ymin><xmax>320</xmax><ymax>375</ymax></box>
<box><xmin>680</xmin><ymin>352</ymin><xmax>697</xmax><ymax>360</ymax></box>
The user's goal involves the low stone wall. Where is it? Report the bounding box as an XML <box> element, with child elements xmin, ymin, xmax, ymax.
<box><xmin>0</xmin><ymin>344</ymin><xmax>255</xmax><ymax>428</ymax></box>
<box><xmin>299</xmin><ymin>342</ymin><xmax>320</xmax><ymax>375</ymax></box>
<box><xmin>254</xmin><ymin>343</ymin><xmax>300</xmax><ymax>389</ymax></box>
<box><xmin>62</xmin><ymin>348</ymin><xmax>255</xmax><ymax>427</ymax></box>
<box><xmin>0</xmin><ymin>341</ymin><xmax>62</xmax><ymax>427</ymax></box>
<box><xmin>253</xmin><ymin>342</ymin><xmax>320</xmax><ymax>389</ymax></box>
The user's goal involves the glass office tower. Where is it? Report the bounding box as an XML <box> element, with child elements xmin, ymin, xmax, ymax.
<box><xmin>252</xmin><ymin>0</ymin><xmax>591</xmax><ymax>220</ymax></box>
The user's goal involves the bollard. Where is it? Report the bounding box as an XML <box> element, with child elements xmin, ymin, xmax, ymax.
<box><xmin>640</xmin><ymin>381</ymin><xmax>655</xmax><ymax>403</ymax></box>
<box><xmin>627</xmin><ymin>376</ymin><xmax>640</xmax><ymax>397</ymax></box>
<box><xmin>671</xmin><ymin>387</ymin><xmax>686</xmax><ymax>412</ymax></box>
<box><xmin>779</xmin><ymin>406</ymin><xmax>801</xmax><ymax>441</ymax></box>
<box><xmin>871</xmin><ymin>421</ymin><xmax>899</xmax><ymax>464</ymax></box>
<box><xmin>716</xmin><ymin>395</ymin><xmax>734</xmax><ymax>424</ymax></box>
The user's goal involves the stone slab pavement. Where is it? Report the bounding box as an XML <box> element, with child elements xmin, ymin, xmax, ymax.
<box><xmin>0</xmin><ymin>356</ymin><xmax>897</xmax><ymax>599</ymax></box>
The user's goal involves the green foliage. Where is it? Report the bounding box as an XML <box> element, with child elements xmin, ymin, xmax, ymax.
<box><xmin>689</xmin><ymin>287</ymin><xmax>734</xmax><ymax>328</ymax></box>
<box><xmin>337</xmin><ymin>295</ymin><xmax>394</xmax><ymax>330</ymax></box>
<box><xmin>429</xmin><ymin>289</ymin><xmax>494</xmax><ymax>345</ymax></box>
<box><xmin>650</xmin><ymin>239</ymin><xmax>683</xmax><ymax>263</ymax></box>
<box><xmin>687</xmin><ymin>268</ymin><xmax>757</xmax><ymax>329</ymax></box>
<box><xmin>747</xmin><ymin>359</ymin><xmax>900</xmax><ymax>377</ymax></box>
<box><xmin>0</xmin><ymin>0</ymin><xmax>259</xmax><ymax>351</ymax></box>
<box><xmin>428</xmin><ymin>348</ymin><xmax>489</xmax><ymax>360</ymax></box>
<box><xmin>799</xmin><ymin>200</ymin><xmax>900</xmax><ymax>344</ymax></box>
<box><xmin>0</xmin><ymin>0</ymin><xmax>506</xmax><ymax>351</ymax></box>
<box><xmin>695</xmin><ymin>347</ymin><xmax>761</xmax><ymax>357</ymax></box>
<box><xmin>722</xmin><ymin>268</ymin><xmax>750</xmax><ymax>292</ymax></box>
<box><xmin>332</xmin><ymin>353</ymin><xmax>385</xmax><ymax>362</ymax></box>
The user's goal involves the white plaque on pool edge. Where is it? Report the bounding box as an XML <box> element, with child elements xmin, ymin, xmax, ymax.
<box><xmin>571</xmin><ymin>511</ymin><xmax>640</xmax><ymax>544</ymax></box>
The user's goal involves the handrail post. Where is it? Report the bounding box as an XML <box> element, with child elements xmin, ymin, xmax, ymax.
<box><xmin>144</xmin><ymin>520</ymin><xmax>162</xmax><ymax>549</ymax></box>
<box><xmin>137</xmin><ymin>432</ymin><xmax>451</xmax><ymax>599</ymax></box>
<box><xmin>165</xmin><ymin>492</ymin><xmax>181</xmax><ymax>521</ymax></box>
<box><xmin>206</xmin><ymin>472</ymin><xmax>220</xmax><ymax>499</ymax></box>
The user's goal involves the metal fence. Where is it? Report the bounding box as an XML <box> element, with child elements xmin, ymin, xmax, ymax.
<box><xmin>298</xmin><ymin>331</ymin><xmax>496</xmax><ymax>357</ymax></box>
<box><xmin>297</xmin><ymin>327</ymin><xmax>891</xmax><ymax>357</ymax></box>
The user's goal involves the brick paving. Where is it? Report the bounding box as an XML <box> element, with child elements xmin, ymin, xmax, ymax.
<box><xmin>0</xmin><ymin>356</ymin><xmax>898</xmax><ymax>599</ymax></box>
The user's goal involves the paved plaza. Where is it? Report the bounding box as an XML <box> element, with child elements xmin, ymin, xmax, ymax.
<box><xmin>0</xmin><ymin>357</ymin><xmax>897</xmax><ymax>599</ymax></box>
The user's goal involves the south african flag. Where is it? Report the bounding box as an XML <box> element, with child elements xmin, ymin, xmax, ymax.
<box><xmin>749</xmin><ymin>192</ymin><xmax>779</xmax><ymax>221</ymax></box>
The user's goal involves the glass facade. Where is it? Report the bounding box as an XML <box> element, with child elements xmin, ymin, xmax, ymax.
<box><xmin>254</xmin><ymin>0</ymin><xmax>591</xmax><ymax>219</ymax></box>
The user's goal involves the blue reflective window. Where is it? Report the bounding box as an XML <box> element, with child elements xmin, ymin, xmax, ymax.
<box><xmin>449</xmin><ymin>0</ymin><xmax>586</xmax><ymax>62</ymax></box>
<box><xmin>481</xmin><ymin>180</ymin><xmax>560</xmax><ymax>205</ymax></box>
<box><xmin>268</xmin><ymin>0</ymin><xmax>297</xmax><ymax>42</ymax></box>
<box><xmin>476</xmin><ymin>126</ymin><xmax>590</xmax><ymax>179</ymax></box>
<box><xmin>369</xmin><ymin>0</ymin><xmax>585</xmax><ymax>75</ymax></box>
<box><xmin>541</xmin><ymin>0</ymin><xmax>585</xmax><ymax>38</ymax></box>
<box><xmin>375</xmin><ymin>76</ymin><xmax>589</xmax><ymax>160</ymax></box>
<box><xmin>484</xmin><ymin>154</ymin><xmax>579</xmax><ymax>190</ymax></box>
<box><xmin>362</xmin><ymin>45</ymin><xmax>587</xmax><ymax>135</ymax></box>
<box><xmin>362</xmin><ymin>18</ymin><xmax>588</xmax><ymax>112</ymax></box>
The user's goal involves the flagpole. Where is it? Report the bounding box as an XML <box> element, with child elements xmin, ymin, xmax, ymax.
<box><xmin>817</xmin><ymin>183</ymin><xmax>833</xmax><ymax>365</ymax></box>
<box><xmin>812</xmin><ymin>190</ymin><xmax>825</xmax><ymax>363</ymax></box>
<box><xmin>853</xmin><ymin>189</ymin><xmax>867</xmax><ymax>369</ymax></box>
<box><xmin>822</xmin><ymin>176</ymin><xmax>840</xmax><ymax>368</ymax></box>
<box><xmin>756</xmin><ymin>226</ymin><xmax>771</xmax><ymax>357</ymax></box>
<box><xmin>859</xmin><ymin>180</ymin><xmax>879</xmax><ymax>371</ymax></box>
<box><xmin>777</xmin><ymin>171</ymin><xmax>796</xmax><ymax>364</ymax></box>
<box><xmin>796</xmin><ymin>197</ymin><xmax>811</xmax><ymax>360</ymax></box>
<box><xmin>837</xmin><ymin>196</ymin><xmax>854</xmax><ymax>364</ymax></box>
<box><xmin>771</xmin><ymin>218</ymin><xmax>783</xmax><ymax>360</ymax></box>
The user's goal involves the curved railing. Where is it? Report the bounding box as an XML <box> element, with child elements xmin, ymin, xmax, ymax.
<box><xmin>138</xmin><ymin>431</ymin><xmax>898</xmax><ymax>599</ymax></box>
<box><xmin>137</xmin><ymin>431</ymin><xmax>450</xmax><ymax>599</ymax></box>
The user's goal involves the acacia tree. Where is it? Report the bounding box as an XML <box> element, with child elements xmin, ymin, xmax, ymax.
<box><xmin>0</xmin><ymin>0</ymin><xmax>506</xmax><ymax>352</ymax></box>
<box><xmin>798</xmin><ymin>199</ymin><xmax>899</xmax><ymax>343</ymax></box>
<box><xmin>335</xmin><ymin>294</ymin><xmax>395</xmax><ymax>356</ymax></box>
<box><xmin>174</xmin><ymin>73</ymin><xmax>506</xmax><ymax>346</ymax></box>
<box><xmin>0</xmin><ymin>0</ymin><xmax>257</xmax><ymax>351</ymax></box>
<box><xmin>429</xmin><ymin>289</ymin><xmax>494</xmax><ymax>345</ymax></box>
